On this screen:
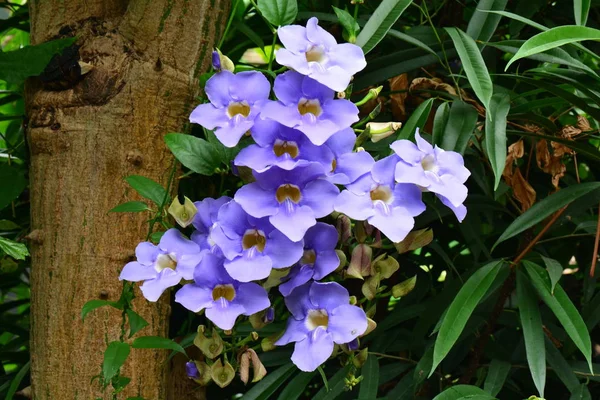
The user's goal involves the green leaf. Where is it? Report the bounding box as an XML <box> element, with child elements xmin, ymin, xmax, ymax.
<box><xmin>0</xmin><ymin>37</ymin><xmax>77</xmax><ymax>85</ymax></box>
<box><xmin>126</xmin><ymin>309</ymin><xmax>149</xmax><ymax>338</ymax></box>
<box><xmin>276</xmin><ymin>371</ymin><xmax>316</xmax><ymax>400</ymax></box>
<box><xmin>132</xmin><ymin>336</ymin><xmax>187</xmax><ymax>356</ymax></box>
<box><xmin>432</xmin><ymin>102</ymin><xmax>450</xmax><ymax>146</ymax></box>
<box><xmin>387</xmin><ymin>29</ymin><xmax>439</xmax><ymax>57</ymax></box>
<box><xmin>109</xmin><ymin>201</ymin><xmax>150</xmax><ymax>213</ymax></box>
<box><xmin>124</xmin><ymin>175</ymin><xmax>168</xmax><ymax>207</ymax></box>
<box><xmin>205</xmin><ymin>130</ymin><xmax>245</xmax><ymax>169</ymax></box>
<box><xmin>466</xmin><ymin>0</ymin><xmax>508</xmax><ymax>43</ymax></box>
<box><xmin>545</xmin><ymin>337</ymin><xmax>580</xmax><ymax>392</ymax></box>
<box><xmin>332</xmin><ymin>6</ymin><xmax>359</xmax><ymax>42</ymax></box>
<box><xmin>433</xmin><ymin>384</ymin><xmax>495</xmax><ymax>400</ymax></box>
<box><xmin>355</xmin><ymin>0</ymin><xmax>413</xmax><ymax>54</ymax></box>
<box><xmin>570</xmin><ymin>384</ymin><xmax>592</xmax><ymax>400</ymax></box>
<box><xmin>484</xmin><ymin>93</ymin><xmax>510</xmax><ymax>190</ymax></box>
<box><xmin>5</xmin><ymin>360</ymin><xmax>29</xmax><ymax>400</ymax></box>
<box><xmin>524</xmin><ymin>261</ymin><xmax>593</xmax><ymax>373</ymax></box>
<box><xmin>483</xmin><ymin>10</ymin><xmax>547</xmax><ymax>32</ymax></box>
<box><xmin>506</xmin><ymin>26</ymin><xmax>600</xmax><ymax>69</ymax></box>
<box><xmin>164</xmin><ymin>133</ymin><xmax>221</xmax><ymax>176</ymax></box>
<box><xmin>358</xmin><ymin>355</ymin><xmax>379</xmax><ymax>399</ymax></box>
<box><xmin>541</xmin><ymin>256</ymin><xmax>563</xmax><ymax>294</ymax></box>
<box><xmin>483</xmin><ymin>359</ymin><xmax>511</xmax><ymax>397</ymax></box>
<box><xmin>316</xmin><ymin>366</ymin><xmax>329</xmax><ymax>392</ymax></box>
<box><xmin>414</xmin><ymin>345</ymin><xmax>434</xmax><ymax>386</ymax></box>
<box><xmin>0</xmin><ymin>237</ymin><xmax>28</xmax><ymax>260</ymax></box>
<box><xmin>384</xmin><ymin>370</ymin><xmax>414</xmax><ymax>400</ymax></box>
<box><xmin>0</xmin><ymin>164</ymin><xmax>26</xmax><ymax>212</ymax></box>
<box><xmin>102</xmin><ymin>341</ymin><xmax>130</xmax><ymax>383</ymax></box>
<box><xmin>0</xmin><ymin>220</ymin><xmax>20</xmax><ymax>231</ymax></box>
<box><xmin>445</xmin><ymin>27</ymin><xmax>493</xmax><ymax>111</ymax></box>
<box><xmin>396</xmin><ymin>97</ymin><xmax>435</xmax><ymax>140</ymax></box>
<box><xmin>81</xmin><ymin>300</ymin><xmax>120</xmax><ymax>320</ymax></box>
<box><xmin>574</xmin><ymin>0</ymin><xmax>591</xmax><ymax>26</ymax></box>
<box><xmin>313</xmin><ymin>365</ymin><xmax>352</xmax><ymax>400</ymax></box>
<box><xmin>493</xmin><ymin>182</ymin><xmax>600</xmax><ymax>249</ymax></box>
<box><xmin>439</xmin><ymin>100</ymin><xmax>478</xmax><ymax>154</ymax></box>
<box><xmin>516</xmin><ymin>271</ymin><xmax>546</xmax><ymax>398</ymax></box>
<box><xmin>430</xmin><ymin>261</ymin><xmax>505</xmax><ymax>376</ymax></box>
<box><xmin>256</xmin><ymin>0</ymin><xmax>298</xmax><ymax>26</ymax></box>
<box><xmin>242</xmin><ymin>363</ymin><xmax>296</xmax><ymax>400</ymax></box>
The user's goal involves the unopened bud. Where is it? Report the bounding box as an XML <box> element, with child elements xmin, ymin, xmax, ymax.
<box><xmin>239</xmin><ymin>45</ymin><xmax>280</xmax><ymax>65</ymax></box>
<box><xmin>168</xmin><ymin>196</ymin><xmax>197</xmax><ymax>228</ymax></box>
<box><xmin>224</xmin><ymin>329</ymin><xmax>232</xmax><ymax>336</ymax></box>
<box><xmin>373</xmin><ymin>254</ymin><xmax>399</xmax><ymax>279</ymax></box>
<box><xmin>336</xmin><ymin>214</ymin><xmax>351</xmax><ymax>244</ymax></box>
<box><xmin>346</xmin><ymin>244</ymin><xmax>372</xmax><ymax>279</ymax></box>
<box><xmin>192</xmin><ymin>361</ymin><xmax>212</xmax><ymax>386</ymax></box>
<box><xmin>354</xmin><ymin>85</ymin><xmax>383</xmax><ymax>107</ymax></box>
<box><xmin>349</xmin><ymin>295</ymin><xmax>357</xmax><ymax>305</ymax></box>
<box><xmin>335</xmin><ymin>249</ymin><xmax>347</xmax><ymax>272</ymax></box>
<box><xmin>211</xmin><ymin>359</ymin><xmax>235</xmax><ymax>388</ymax></box>
<box><xmin>194</xmin><ymin>327</ymin><xmax>223</xmax><ymax>359</ymax></box>
<box><xmin>186</xmin><ymin>361</ymin><xmax>200</xmax><ymax>380</ymax></box>
<box><xmin>264</xmin><ymin>307</ymin><xmax>275</xmax><ymax>323</ymax></box>
<box><xmin>212</xmin><ymin>48</ymin><xmax>234</xmax><ymax>72</ymax></box>
<box><xmin>261</xmin><ymin>335</ymin><xmax>278</xmax><ymax>352</ymax></box>
<box><xmin>251</xmin><ymin>331</ymin><xmax>259</xmax><ymax>341</ymax></box>
<box><xmin>392</xmin><ymin>276</ymin><xmax>417</xmax><ymax>298</ymax></box>
<box><xmin>361</xmin><ymin>318</ymin><xmax>377</xmax><ymax>337</ymax></box>
<box><xmin>249</xmin><ymin>312</ymin><xmax>267</xmax><ymax>330</ymax></box>
<box><xmin>347</xmin><ymin>338</ymin><xmax>359</xmax><ymax>351</ymax></box>
<box><xmin>367</xmin><ymin>122</ymin><xmax>402</xmax><ymax>143</ymax></box>
<box><xmin>353</xmin><ymin>347</ymin><xmax>369</xmax><ymax>368</ymax></box>
<box><xmin>394</xmin><ymin>228</ymin><xmax>433</xmax><ymax>253</ymax></box>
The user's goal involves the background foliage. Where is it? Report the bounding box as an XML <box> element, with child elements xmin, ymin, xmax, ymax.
<box><xmin>2</xmin><ymin>0</ymin><xmax>600</xmax><ymax>399</ymax></box>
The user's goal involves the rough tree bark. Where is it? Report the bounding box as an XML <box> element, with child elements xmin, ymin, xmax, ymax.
<box><xmin>26</xmin><ymin>1</ymin><xmax>229</xmax><ymax>399</ymax></box>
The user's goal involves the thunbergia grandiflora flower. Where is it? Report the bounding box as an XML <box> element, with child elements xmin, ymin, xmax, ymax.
<box><xmin>275</xmin><ymin>17</ymin><xmax>367</xmax><ymax>92</ymax></box>
<box><xmin>324</xmin><ymin>127</ymin><xmax>375</xmax><ymax>185</ymax></box>
<box><xmin>119</xmin><ymin>229</ymin><xmax>202</xmax><ymax>301</ymax></box>
<box><xmin>189</xmin><ymin>70</ymin><xmax>270</xmax><ymax>147</ymax></box>
<box><xmin>190</xmin><ymin>196</ymin><xmax>231</xmax><ymax>250</ymax></box>
<box><xmin>391</xmin><ymin>129</ymin><xmax>470</xmax><ymax>221</ymax></box>
<box><xmin>276</xmin><ymin>281</ymin><xmax>368</xmax><ymax>372</ymax></box>
<box><xmin>175</xmin><ymin>252</ymin><xmax>270</xmax><ymax>330</ymax></box>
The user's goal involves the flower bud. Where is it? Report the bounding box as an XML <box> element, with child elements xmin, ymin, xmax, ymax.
<box><xmin>335</xmin><ymin>249</ymin><xmax>347</xmax><ymax>272</ymax></box>
<box><xmin>347</xmin><ymin>338</ymin><xmax>359</xmax><ymax>351</ymax></box>
<box><xmin>367</xmin><ymin>122</ymin><xmax>402</xmax><ymax>143</ymax></box>
<box><xmin>361</xmin><ymin>318</ymin><xmax>377</xmax><ymax>337</ymax></box>
<box><xmin>239</xmin><ymin>45</ymin><xmax>280</xmax><ymax>65</ymax></box>
<box><xmin>361</xmin><ymin>273</ymin><xmax>380</xmax><ymax>300</ymax></box>
<box><xmin>186</xmin><ymin>361</ymin><xmax>200</xmax><ymax>380</ymax></box>
<box><xmin>346</xmin><ymin>244</ymin><xmax>372</xmax><ymax>279</ymax></box>
<box><xmin>212</xmin><ymin>48</ymin><xmax>234</xmax><ymax>72</ymax></box>
<box><xmin>394</xmin><ymin>228</ymin><xmax>433</xmax><ymax>253</ymax></box>
<box><xmin>392</xmin><ymin>276</ymin><xmax>417</xmax><ymax>298</ymax></box>
<box><xmin>194</xmin><ymin>327</ymin><xmax>223</xmax><ymax>359</ymax></box>
<box><xmin>263</xmin><ymin>307</ymin><xmax>275</xmax><ymax>323</ymax></box>
<box><xmin>353</xmin><ymin>347</ymin><xmax>369</xmax><ymax>368</ymax></box>
<box><xmin>336</xmin><ymin>214</ymin><xmax>351</xmax><ymax>244</ymax></box>
<box><xmin>168</xmin><ymin>196</ymin><xmax>197</xmax><ymax>228</ymax></box>
<box><xmin>251</xmin><ymin>331</ymin><xmax>260</xmax><ymax>341</ymax></box>
<box><xmin>372</xmin><ymin>254</ymin><xmax>399</xmax><ymax>279</ymax></box>
<box><xmin>261</xmin><ymin>335</ymin><xmax>278</xmax><ymax>352</ymax></box>
<box><xmin>249</xmin><ymin>312</ymin><xmax>266</xmax><ymax>330</ymax></box>
<box><xmin>349</xmin><ymin>295</ymin><xmax>357</xmax><ymax>305</ymax></box>
<box><xmin>211</xmin><ymin>359</ymin><xmax>235</xmax><ymax>388</ymax></box>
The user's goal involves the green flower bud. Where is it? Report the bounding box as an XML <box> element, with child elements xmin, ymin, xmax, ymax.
<box><xmin>168</xmin><ymin>196</ymin><xmax>197</xmax><ymax>228</ymax></box>
<box><xmin>193</xmin><ymin>326</ymin><xmax>223</xmax><ymax>359</ymax></box>
<box><xmin>211</xmin><ymin>359</ymin><xmax>235</xmax><ymax>388</ymax></box>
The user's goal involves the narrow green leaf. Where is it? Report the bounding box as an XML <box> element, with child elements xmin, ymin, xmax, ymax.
<box><xmin>81</xmin><ymin>300</ymin><xmax>120</xmax><ymax>320</ymax></box>
<box><xmin>317</xmin><ymin>366</ymin><xmax>329</xmax><ymax>392</ymax></box>
<box><xmin>313</xmin><ymin>365</ymin><xmax>351</xmax><ymax>400</ymax></box>
<box><xmin>0</xmin><ymin>237</ymin><xmax>29</xmax><ymax>260</ymax></box>
<box><xmin>0</xmin><ymin>220</ymin><xmax>20</xmax><ymax>231</ymax></box>
<box><xmin>570</xmin><ymin>384</ymin><xmax>592</xmax><ymax>400</ymax></box>
<box><xmin>483</xmin><ymin>359</ymin><xmax>511</xmax><ymax>397</ymax></box>
<box><xmin>524</xmin><ymin>261</ymin><xmax>593</xmax><ymax>373</ymax></box>
<box><xmin>545</xmin><ymin>337</ymin><xmax>580</xmax><ymax>392</ymax></box>
<box><xmin>484</xmin><ymin>10</ymin><xmax>547</xmax><ymax>32</ymax></box>
<box><xmin>384</xmin><ymin>370</ymin><xmax>414</xmax><ymax>400</ymax></box>
<box><xmin>5</xmin><ymin>361</ymin><xmax>29</xmax><ymax>400</ymax></box>
<box><xmin>242</xmin><ymin>363</ymin><xmax>296</xmax><ymax>400</ymax></box>
<box><xmin>276</xmin><ymin>371</ymin><xmax>316</xmax><ymax>400</ymax></box>
<box><xmin>493</xmin><ymin>182</ymin><xmax>600</xmax><ymax>249</ymax></box>
<box><xmin>355</xmin><ymin>0</ymin><xmax>413</xmax><ymax>54</ymax></box>
<box><xmin>432</xmin><ymin>102</ymin><xmax>450</xmax><ymax>146</ymax></box>
<box><xmin>387</xmin><ymin>29</ymin><xmax>439</xmax><ymax>57</ymax></box>
<box><xmin>516</xmin><ymin>271</ymin><xmax>546</xmax><ymax>397</ymax></box>
<box><xmin>0</xmin><ymin>164</ymin><xmax>26</xmax><ymax>212</ymax></box>
<box><xmin>132</xmin><ymin>336</ymin><xmax>186</xmax><ymax>356</ymax></box>
<box><xmin>256</xmin><ymin>0</ymin><xmax>298</xmax><ymax>26</ymax></box>
<box><xmin>466</xmin><ymin>0</ymin><xmax>508</xmax><ymax>43</ymax></box>
<box><xmin>445</xmin><ymin>27</ymin><xmax>493</xmax><ymax>111</ymax></box>
<box><xmin>414</xmin><ymin>345</ymin><xmax>434</xmax><ymax>386</ymax></box>
<box><xmin>126</xmin><ymin>309</ymin><xmax>149</xmax><ymax>338</ymax></box>
<box><xmin>440</xmin><ymin>100</ymin><xmax>478</xmax><ymax>154</ymax></box>
<box><xmin>506</xmin><ymin>26</ymin><xmax>600</xmax><ymax>69</ymax></box>
<box><xmin>484</xmin><ymin>93</ymin><xmax>510</xmax><ymax>190</ymax></box>
<box><xmin>358</xmin><ymin>355</ymin><xmax>380</xmax><ymax>399</ymax></box>
<box><xmin>541</xmin><ymin>256</ymin><xmax>563</xmax><ymax>294</ymax></box>
<box><xmin>379</xmin><ymin>362</ymin><xmax>412</xmax><ymax>385</ymax></box>
<box><xmin>432</xmin><ymin>384</ymin><xmax>495</xmax><ymax>400</ymax></box>
<box><xmin>574</xmin><ymin>0</ymin><xmax>591</xmax><ymax>26</ymax></box>
<box><xmin>164</xmin><ymin>133</ymin><xmax>221</xmax><ymax>176</ymax></box>
<box><xmin>332</xmin><ymin>6</ymin><xmax>359</xmax><ymax>42</ymax></box>
<box><xmin>102</xmin><ymin>341</ymin><xmax>130</xmax><ymax>383</ymax></box>
<box><xmin>430</xmin><ymin>261</ymin><xmax>505</xmax><ymax>376</ymax></box>
<box><xmin>124</xmin><ymin>175</ymin><xmax>167</xmax><ymax>207</ymax></box>
<box><xmin>396</xmin><ymin>98</ymin><xmax>435</xmax><ymax>140</ymax></box>
<box><xmin>109</xmin><ymin>201</ymin><xmax>150</xmax><ymax>213</ymax></box>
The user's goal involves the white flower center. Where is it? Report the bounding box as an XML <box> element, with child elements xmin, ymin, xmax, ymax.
<box><xmin>305</xmin><ymin>45</ymin><xmax>326</xmax><ymax>63</ymax></box>
<box><xmin>297</xmin><ymin>98</ymin><xmax>322</xmax><ymax>117</ymax></box>
<box><xmin>306</xmin><ymin>309</ymin><xmax>329</xmax><ymax>330</ymax></box>
<box><xmin>420</xmin><ymin>154</ymin><xmax>438</xmax><ymax>173</ymax></box>
<box><xmin>212</xmin><ymin>284</ymin><xmax>236</xmax><ymax>301</ymax></box>
<box><xmin>154</xmin><ymin>253</ymin><xmax>177</xmax><ymax>272</ymax></box>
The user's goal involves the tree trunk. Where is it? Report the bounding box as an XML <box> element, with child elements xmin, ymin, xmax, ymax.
<box><xmin>26</xmin><ymin>1</ymin><xmax>229</xmax><ymax>398</ymax></box>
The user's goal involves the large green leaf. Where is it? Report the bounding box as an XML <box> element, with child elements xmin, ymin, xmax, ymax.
<box><xmin>257</xmin><ymin>0</ymin><xmax>298</xmax><ymax>26</ymax></box>
<box><xmin>466</xmin><ymin>0</ymin><xmax>508</xmax><ymax>43</ymax></box>
<box><xmin>574</xmin><ymin>0</ymin><xmax>591</xmax><ymax>26</ymax></box>
<box><xmin>493</xmin><ymin>182</ymin><xmax>600</xmax><ymax>249</ymax></box>
<box><xmin>0</xmin><ymin>237</ymin><xmax>29</xmax><ymax>260</ymax></box>
<box><xmin>524</xmin><ymin>261</ymin><xmax>593</xmax><ymax>373</ymax></box>
<box><xmin>358</xmin><ymin>355</ymin><xmax>380</xmax><ymax>399</ymax></box>
<box><xmin>545</xmin><ymin>337</ymin><xmax>581</xmax><ymax>392</ymax></box>
<box><xmin>313</xmin><ymin>365</ymin><xmax>351</xmax><ymax>400</ymax></box>
<box><xmin>332</xmin><ymin>6</ymin><xmax>359</xmax><ymax>42</ymax></box>
<box><xmin>164</xmin><ymin>133</ymin><xmax>221</xmax><ymax>176</ymax></box>
<box><xmin>432</xmin><ymin>102</ymin><xmax>450</xmax><ymax>146</ymax></box>
<box><xmin>516</xmin><ymin>270</ymin><xmax>546</xmax><ymax>397</ymax></box>
<box><xmin>0</xmin><ymin>37</ymin><xmax>77</xmax><ymax>85</ymax></box>
<box><xmin>570</xmin><ymin>384</ymin><xmax>592</xmax><ymax>400</ymax></box>
<box><xmin>102</xmin><ymin>341</ymin><xmax>130</xmax><ymax>383</ymax></box>
<box><xmin>276</xmin><ymin>370</ymin><xmax>316</xmax><ymax>400</ymax></box>
<box><xmin>242</xmin><ymin>363</ymin><xmax>296</xmax><ymax>400</ymax></box>
<box><xmin>355</xmin><ymin>0</ymin><xmax>413</xmax><ymax>54</ymax></box>
<box><xmin>124</xmin><ymin>175</ymin><xmax>167</xmax><ymax>207</ymax></box>
<box><xmin>396</xmin><ymin>98</ymin><xmax>435</xmax><ymax>141</ymax></box>
<box><xmin>132</xmin><ymin>336</ymin><xmax>186</xmax><ymax>356</ymax></box>
<box><xmin>0</xmin><ymin>164</ymin><xmax>26</xmax><ymax>212</ymax></box>
<box><xmin>384</xmin><ymin>370</ymin><xmax>414</xmax><ymax>400</ymax></box>
<box><xmin>81</xmin><ymin>299</ymin><xmax>120</xmax><ymax>320</ymax></box>
<box><xmin>484</xmin><ymin>93</ymin><xmax>510</xmax><ymax>190</ymax></box>
<box><xmin>445</xmin><ymin>27</ymin><xmax>493</xmax><ymax>111</ymax></box>
<box><xmin>433</xmin><ymin>384</ymin><xmax>496</xmax><ymax>400</ymax></box>
<box><xmin>430</xmin><ymin>261</ymin><xmax>506</xmax><ymax>376</ymax></box>
<box><xmin>506</xmin><ymin>26</ymin><xmax>600</xmax><ymax>69</ymax></box>
<box><xmin>439</xmin><ymin>100</ymin><xmax>478</xmax><ymax>154</ymax></box>
<box><xmin>483</xmin><ymin>359</ymin><xmax>511</xmax><ymax>397</ymax></box>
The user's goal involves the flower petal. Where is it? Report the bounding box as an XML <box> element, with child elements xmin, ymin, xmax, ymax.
<box><xmin>135</xmin><ymin>242</ymin><xmax>160</xmax><ymax>265</ymax></box>
<box><xmin>279</xmin><ymin>265</ymin><xmax>315</xmax><ymax>297</ymax></box>
<box><xmin>277</xmin><ymin>24</ymin><xmax>309</xmax><ymax>53</ymax></box>
<box><xmin>368</xmin><ymin>207</ymin><xmax>414</xmax><ymax>243</ymax></box>
<box><xmin>309</xmin><ymin>281</ymin><xmax>349</xmax><ymax>311</ymax></box>
<box><xmin>291</xmin><ymin>328</ymin><xmax>334</xmax><ymax>372</ymax></box>
<box><xmin>237</xmin><ymin>282</ymin><xmax>271</xmax><ymax>315</ymax></box>
<box><xmin>119</xmin><ymin>261</ymin><xmax>157</xmax><ymax>282</ymax></box>
<box><xmin>301</xmin><ymin>179</ymin><xmax>339</xmax><ymax>219</ymax></box>
<box><xmin>205</xmin><ymin>298</ymin><xmax>245</xmax><ymax>330</ymax></box>
<box><xmin>189</xmin><ymin>103</ymin><xmax>229</xmax><ymax>130</ymax></box>
<box><xmin>390</xmin><ymin>140</ymin><xmax>423</xmax><ymax>165</ymax></box>
<box><xmin>328</xmin><ymin>304</ymin><xmax>368</xmax><ymax>344</ymax></box>
<box><xmin>265</xmin><ymin>230</ymin><xmax>304</xmax><ymax>268</ymax></box>
<box><xmin>270</xmin><ymin>204</ymin><xmax>316</xmax><ymax>242</ymax></box>
<box><xmin>313</xmin><ymin>250</ymin><xmax>340</xmax><ymax>281</ymax></box>
<box><xmin>275</xmin><ymin>317</ymin><xmax>309</xmax><ymax>345</ymax></box>
<box><xmin>175</xmin><ymin>283</ymin><xmax>214</xmax><ymax>312</ymax></box>
<box><xmin>140</xmin><ymin>269</ymin><xmax>182</xmax><ymax>302</ymax></box>
<box><xmin>224</xmin><ymin>251</ymin><xmax>273</xmax><ymax>282</ymax></box>
<box><xmin>231</xmin><ymin>71</ymin><xmax>270</xmax><ymax>103</ymax></box>
<box><xmin>159</xmin><ymin>228</ymin><xmax>200</xmax><ymax>256</ymax></box>
<box><xmin>334</xmin><ymin>190</ymin><xmax>375</xmax><ymax>221</ymax></box>
<box><xmin>235</xmin><ymin>183</ymin><xmax>279</xmax><ymax>218</ymax></box>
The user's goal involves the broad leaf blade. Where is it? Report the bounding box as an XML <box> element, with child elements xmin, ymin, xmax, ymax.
<box><xmin>313</xmin><ymin>365</ymin><xmax>351</xmax><ymax>400</ymax></box>
<box><xmin>484</xmin><ymin>93</ymin><xmax>510</xmax><ymax>190</ymax></box>
<box><xmin>242</xmin><ymin>363</ymin><xmax>296</xmax><ymax>400</ymax></box>
<box><xmin>102</xmin><ymin>341</ymin><xmax>130</xmax><ymax>383</ymax></box>
<box><xmin>0</xmin><ymin>237</ymin><xmax>28</xmax><ymax>260</ymax></box>
<box><xmin>483</xmin><ymin>359</ymin><xmax>511</xmax><ymax>397</ymax></box>
<box><xmin>493</xmin><ymin>182</ymin><xmax>600</xmax><ymax>249</ymax></box>
<box><xmin>432</xmin><ymin>102</ymin><xmax>450</xmax><ymax>146</ymax></box>
<box><xmin>445</xmin><ymin>27</ymin><xmax>493</xmax><ymax>111</ymax></box>
<box><xmin>440</xmin><ymin>100</ymin><xmax>478</xmax><ymax>154</ymax></box>
<box><xmin>430</xmin><ymin>261</ymin><xmax>505</xmax><ymax>376</ymax></box>
<box><xmin>81</xmin><ymin>300</ymin><xmax>120</xmax><ymax>320</ymax></box>
<box><xmin>396</xmin><ymin>98</ymin><xmax>435</xmax><ymax>140</ymax></box>
<box><xmin>276</xmin><ymin>370</ymin><xmax>316</xmax><ymax>400</ymax></box>
<box><xmin>257</xmin><ymin>0</ymin><xmax>298</xmax><ymax>26</ymax></box>
<box><xmin>355</xmin><ymin>0</ymin><xmax>413</xmax><ymax>54</ymax></box>
<box><xmin>126</xmin><ymin>309</ymin><xmax>149</xmax><ymax>338</ymax></box>
<box><xmin>358</xmin><ymin>355</ymin><xmax>380</xmax><ymax>399</ymax></box>
<box><xmin>0</xmin><ymin>164</ymin><xmax>26</xmax><ymax>212</ymax></box>
<box><xmin>165</xmin><ymin>133</ymin><xmax>221</xmax><ymax>176</ymax></box>
<box><xmin>124</xmin><ymin>175</ymin><xmax>167</xmax><ymax>207</ymax></box>
<box><xmin>466</xmin><ymin>0</ymin><xmax>508</xmax><ymax>43</ymax></box>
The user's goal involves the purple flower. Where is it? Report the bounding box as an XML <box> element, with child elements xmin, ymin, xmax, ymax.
<box><xmin>175</xmin><ymin>252</ymin><xmax>270</xmax><ymax>330</ymax></box>
<box><xmin>324</xmin><ymin>128</ymin><xmax>375</xmax><ymax>185</ymax></box>
<box><xmin>391</xmin><ymin>129</ymin><xmax>470</xmax><ymax>221</ymax></box>
<box><xmin>186</xmin><ymin>361</ymin><xmax>200</xmax><ymax>379</ymax></box>
<box><xmin>234</xmin><ymin>164</ymin><xmax>339</xmax><ymax>241</ymax></box>
<box><xmin>190</xmin><ymin>71</ymin><xmax>270</xmax><ymax>147</ymax></box>
<box><xmin>279</xmin><ymin>223</ymin><xmax>340</xmax><ymax>296</ymax></box>
<box><xmin>119</xmin><ymin>229</ymin><xmax>202</xmax><ymax>302</ymax></box>
<box><xmin>211</xmin><ymin>200</ymin><xmax>304</xmax><ymax>282</ymax></box>
<box><xmin>234</xmin><ymin>119</ymin><xmax>334</xmax><ymax>172</ymax></box>
<box><xmin>191</xmin><ymin>196</ymin><xmax>231</xmax><ymax>250</ymax></box>
<box><xmin>335</xmin><ymin>156</ymin><xmax>426</xmax><ymax>243</ymax></box>
<box><xmin>276</xmin><ymin>17</ymin><xmax>367</xmax><ymax>92</ymax></box>
<box><xmin>275</xmin><ymin>281</ymin><xmax>367</xmax><ymax>372</ymax></box>
<box><xmin>261</xmin><ymin>71</ymin><xmax>359</xmax><ymax>146</ymax></box>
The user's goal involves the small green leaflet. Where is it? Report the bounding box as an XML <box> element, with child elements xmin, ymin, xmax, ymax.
<box><xmin>164</xmin><ymin>133</ymin><xmax>222</xmax><ymax>176</ymax></box>
<box><xmin>126</xmin><ymin>309</ymin><xmax>149</xmax><ymax>338</ymax></box>
<box><xmin>484</xmin><ymin>93</ymin><xmax>510</xmax><ymax>190</ymax></box>
<box><xmin>102</xmin><ymin>341</ymin><xmax>130</xmax><ymax>383</ymax></box>
<box><xmin>256</xmin><ymin>0</ymin><xmax>298</xmax><ymax>26</ymax></box>
<box><xmin>541</xmin><ymin>255</ymin><xmax>563</xmax><ymax>294</ymax></box>
<box><xmin>0</xmin><ymin>237</ymin><xmax>29</xmax><ymax>260</ymax></box>
<box><xmin>81</xmin><ymin>299</ymin><xmax>121</xmax><ymax>320</ymax></box>
<box><xmin>433</xmin><ymin>384</ymin><xmax>496</xmax><ymax>399</ymax></box>
<box><xmin>124</xmin><ymin>175</ymin><xmax>168</xmax><ymax>207</ymax></box>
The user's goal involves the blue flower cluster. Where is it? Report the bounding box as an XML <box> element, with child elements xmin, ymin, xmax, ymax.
<box><xmin>119</xmin><ymin>17</ymin><xmax>470</xmax><ymax>372</ymax></box>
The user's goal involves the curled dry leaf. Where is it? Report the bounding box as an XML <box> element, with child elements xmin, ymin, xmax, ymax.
<box><xmin>576</xmin><ymin>115</ymin><xmax>592</xmax><ymax>132</ymax></box>
<box><xmin>511</xmin><ymin>168</ymin><xmax>536</xmax><ymax>212</ymax></box>
<box><xmin>389</xmin><ymin>73</ymin><xmax>409</xmax><ymax>121</ymax></box>
<box><xmin>536</xmin><ymin>139</ymin><xmax>568</xmax><ymax>189</ymax></box>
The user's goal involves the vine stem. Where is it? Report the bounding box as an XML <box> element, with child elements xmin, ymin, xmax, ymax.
<box><xmin>589</xmin><ymin>202</ymin><xmax>600</xmax><ymax>277</ymax></box>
